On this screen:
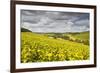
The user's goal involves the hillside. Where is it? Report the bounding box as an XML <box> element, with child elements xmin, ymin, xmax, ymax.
<box><xmin>21</xmin><ymin>28</ymin><xmax>32</xmax><ymax>32</ymax></box>
<box><xmin>21</xmin><ymin>32</ymin><xmax>89</xmax><ymax>63</ymax></box>
<box><xmin>38</xmin><ymin>31</ymin><xmax>89</xmax><ymax>45</ymax></box>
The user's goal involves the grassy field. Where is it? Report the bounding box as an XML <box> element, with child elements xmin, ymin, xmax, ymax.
<box><xmin>42</xmin><ymin>32</ymin><xmax>89</xmax><ymax>45</ymax></box>
<box><xmin>21</xmin><ymin>32</ymin><xmax>90</xmax><ymax>63</ymax></box>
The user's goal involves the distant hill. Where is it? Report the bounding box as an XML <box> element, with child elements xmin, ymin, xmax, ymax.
<box><xmin>32</xmin><ymin>31</ymin><xmax>89</xmax><ymax>34</ymax></box>
<box><xmin>21</xmin><ymin>28</ymin><xmax>32</xmax><ymax>32</ymax></box>
<box><xmin>34</xmin><ymin>31</ymin><xmax>89</xmax><ymax>45</ymax></box>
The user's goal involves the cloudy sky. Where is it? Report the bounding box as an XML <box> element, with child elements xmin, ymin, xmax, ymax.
<box><xmin>21</xmin><ymin>10</ymin><xmax>90</xmax><ymax>33</ymax></box>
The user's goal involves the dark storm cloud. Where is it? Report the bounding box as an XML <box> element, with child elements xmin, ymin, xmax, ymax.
<box><xmin>21</xmin><ymin>10</ymin><xmax>90</xmax><ymax>33</ymax></box>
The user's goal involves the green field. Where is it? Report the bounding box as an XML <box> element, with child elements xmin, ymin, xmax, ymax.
<box><xmin>21</xmin><ymin>32</ymin><xmax>90</xmax><ymax>63</ymax></box>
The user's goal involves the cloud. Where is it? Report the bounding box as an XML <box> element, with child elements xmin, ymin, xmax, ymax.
<box><xmin>21</xmin><ymin>10</ymin><xmax>90</xmax><ymax>33</ymax></box>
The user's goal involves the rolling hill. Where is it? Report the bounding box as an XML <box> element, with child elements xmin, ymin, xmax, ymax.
<box><xmin>21</xmin><ymin>28</ymin><xmax>32</xmax><ymax>32</ymax></box>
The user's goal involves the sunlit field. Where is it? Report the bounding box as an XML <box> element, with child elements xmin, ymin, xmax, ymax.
<box><xmin>21</xmin><ymin>32</ymin><xmax>90</xmax><ymax>63</ymax></box>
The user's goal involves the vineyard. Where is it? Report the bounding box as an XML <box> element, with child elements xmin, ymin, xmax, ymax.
<box><xmin>21</xmin><ymin>32</ymin><xmax>89</xmax><ymax>63</ymax></box>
